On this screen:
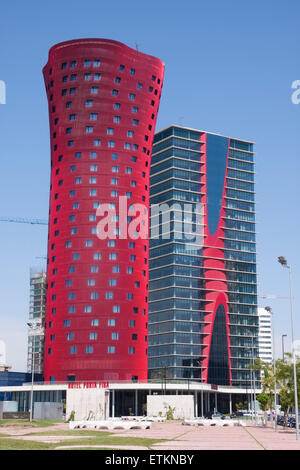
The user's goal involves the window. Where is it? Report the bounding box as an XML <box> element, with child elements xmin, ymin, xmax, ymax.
<box><xmin>84</xmin><ymin>73</ymin><xmax>91</xmax><ymax>80</ymax></box>
<box><xmin>115</xmin><ymin>77</ymin><xmax>121</xmax><ymax>83</ymax></box>
<box><xmin>132</xmin><ymin>119</ymin><xmax>139</xmax><ymax>125</ymax></box>
<box><xmin>72</xmin><ymin>253</ymin><xmax>80</xmax><ymax>260</ymax></box>
<box><xmin>112</xmin><ymin>266</ymin><xmax>120</xmax><ymax>273</ymax></box>
<box><xmin>113</xmin><ymin>305</ymin><xmax>120</xmax><ymax>313</ymax></box>
<box><xmin>61</xmin><ymin>62</ymin><xmax>67</xmax><ymax>70</ymax></box>
<box><xmin>70</xmin><ymin>346</ymin><xmax>77</xmax><ymax>354</ymax></box>
<box><xmin>85</xmin><ymin>346</ymin><xmax>93</xmax><ymax>354</ymax></box>
<box><xmin>137</xmin><ymin>83</ymin><xmax>143</xmax><ymax>89</ymax></box>
<box><xmin>108</xmin><ymin>319</ymin><xmax>116</xmax><ymax>326</ymax></box>
<box><xmin>86</xmin><ymin>126</ymin><xmax>94</xmax><ymax>133</ymax></box>
<box><xmin>109</xmin><ymin>279</ymin><xmax>117</xmax><ymax>286</ymax></box>
<box><xmin>94</xmin><ymin>73</ymin><xmax>101</xmax><ymax>80</ymax></box>
<box><xmin>129</xmin><ymin>93</ymin><xmax>135</xmax><ymax>100</ymax></box>
<box><xmin>90</xmin><ymin>189</ymin><xmax>97</xmax><ymax>196</ymax></box>
<box><xmin>124</xmin><ymin>143</ymin><xmax>131</xmax><ymax>150</ymax></box>
<box><xmin>87</xmin><ymin>279</ymin><xmax>95</xmax><ymax>286</ymax></box>
<box><xmin>70</xmin><ymin>74</ymin><xmax>77</xmax><ymax>81</ymax></box>
<box><xmin>94</xmin><ymin>139</ymin><xmax>101</xmax><ymax>146</ymax></box>
<box><xmin>91</xmin><ymin>86</ymin><xmax>99</xmax><ymax>94</ymax></box>
<box><xmin>91</xmin><ymin>292</ymin><xmax>99</xmax><ymax>299</ymax></box>
<box><xmin>94</xmin><ymin>60</ymin><xmax>100</xmax><ymax>67</ymax></box>
<box><xmin>114</xmin><ymin>116</ymin><xmax>121</xmax><ymax>123</ymax></box>
<box><xmin>90</xmin><ymin>332</ymin><xmax>97</xmax><ymax>340</ymax></box>
<box><xmin>107</xmin><ymin>128</ymin><xmax>114</xmax><ymax>135</ymax></box>
<box><xmin>67</xmin><ymin>333</ymin><xmax>74</xmax><ymax>340</ymax></box>
<box><xmin>112</xmin><ymin>89</ymin><xmax>118</xmax><ymax>96</ymax></box>
<box><xmin>86</xmin><ymin>99</ymin><xmax>93</xmax><ymax>106</ymax></box>
<box><xmin>129</xmin><ymin>320</ymin><xmax>135</xmax><ymax>327</ymax></box>
<box><xmin>91</xmin><ymin>319</ymin><xmax>99</xmax><ymax>326</ymax></box>
<box><xmin>112</xmin><ymin>332</ymin><xmax>119</xmax><ymax>340</ymax></box>
<box><xmin>106</xmin><ymin>292</ymin><xmax>113</xmax><ymax>299</ymax></box>
<box><xmin>108</xmin><ymin>346</ymin><xmax>115</xmax><ymax>354</ymax></box>
<box><xmin>64</xmin><ymin>320</ymin><xmax>71</xmax><ymax>327</ymax></box>
<box><xmin>127</xmin><ymin>130</ymin><xmax>134</xmax><ymax>137</ymax></box>
<box><xmin>75</xmin><ymin>152</ymin><xmax>81</xmax><ymax>159</ymax></box>
<box><xmin>68</xmin><ymin>305</ymin><xmax>75</xmax><ymax>313</ymax></box>
<box><xmin>84</xmin><ymin>59</ymin><xmax>91</xmax><ymax>67</ymax></box>
<box><xmin>90</xmin><ymin>151</ymin><xmax>97</xmax><ymax>158</ymax></box>
<box><xmin>108</xmin><ymin>141</ymin><xmax>115</xmax><ymax>148</ymax></box>
<box><xmin>114</xmin><ymin>103</ymin><xmax>120</xmax><ymax>110</ymax></box>
<box><xmin>119</xmin><ymin>65</ymin><xmax>125</xmax><ymax>71</ymax></box>
<box><xmin>69</xmin><ymin>87</ymin><xmax>76</xmax><ymax>95</ymax></box>
<box><xmin>132</xmin><ymin>106</ymin><xmax>138</xmax><ymax>113</ymax></box>
<box><xmin>127</xmin><ymin>293</ymin><xmax>133</xmax><ymax>300</ymax></box>
<box><xmin>129</xmin><ymin>347</ymin><xmax>135</xmax><ymax>354</ymax></box>
<box><xmin>94</xmin><ymin>252</ymin><xmax>102</xmax><ymax>260</ymax></box>
<box><xmin>111</xmin><ymin>178</ymin><xmax>118</xmax><ymax>185</ymax></box>
<box><xmin>66</xmin><ymin>101</ymin><xmax>72</xmax><ymax>108</ymax></box>
<box><xmin>84</xmin><ymin>305</ymin><xmax>92</xmax><ymax>313</ymax></box>
<box><xmin>90</xmin><ymin>266</ymin><xmax>98</xmax><ymax>273</ymax></box>
<box><xmin>90</xmin><ymin>113</ymin><xmax>98</xmax><ymax>120</ymax></box>
<box><xmin>70</xmin><ymin>60</ymin><xmax>76</xmax><ymax>68</ymax></box>
<box><xmin>85</xmin><ymin>240</ymin><xmax>93</xmax><ymax>247</ymax></box>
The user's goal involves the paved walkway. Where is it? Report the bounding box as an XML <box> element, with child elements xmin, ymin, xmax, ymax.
<box><xmin>113</xmin><ymin>421</ymin><xmax>300</xmax><ymax>450</ymax></box>
<box><xmin>2</xmin><ymin>420</ymin><xmax>300</xmax><ymax>450</ymax></box>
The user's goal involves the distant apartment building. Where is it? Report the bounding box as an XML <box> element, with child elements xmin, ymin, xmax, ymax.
<box><xmin>27</xmin><ymin>270</ymin><xmax>46</xmax><ymax>375</ymax></box>
<box><xmin>257</xmin><ymin>307</ymin><xmax>273</xmax><ymax>364</ymax></box>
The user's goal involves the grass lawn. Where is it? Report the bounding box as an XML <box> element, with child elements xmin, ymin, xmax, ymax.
<box><xmin>0</xmin><ymin>426</ymin><xmax>166</xmax><ymax>450</ymax></box>
<box><xmin>0</xmin><ymin>419</ymin><xmax>63</xmax><ymax>428</ymax></box>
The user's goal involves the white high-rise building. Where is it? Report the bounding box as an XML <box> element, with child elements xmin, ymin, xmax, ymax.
<box><xmin>258</xmin><ymin>307</ymin><xmax>273</xmax><ymax>364</ymax></box>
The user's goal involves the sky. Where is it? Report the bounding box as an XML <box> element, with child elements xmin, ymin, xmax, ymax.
<box><xmin>0</xmin><ymin>0</ymin><xmax>299</xmax><ymax>370</ymax></box>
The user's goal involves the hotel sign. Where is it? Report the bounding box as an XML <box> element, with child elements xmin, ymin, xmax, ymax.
<box><xmin>68</xmin><ymin>381</ymin><xmax>109</xmax><ymax>389</ymax></box>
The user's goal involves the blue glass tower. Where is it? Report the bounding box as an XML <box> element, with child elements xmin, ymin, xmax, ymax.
<box><xmin>148</xmin><ymin>126</ymin><xmax>258</xmax><ymax>388</ymax></box>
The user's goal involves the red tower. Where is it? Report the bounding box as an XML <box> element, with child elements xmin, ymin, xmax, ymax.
<box><xmin>43</xmin><ymin>39</ymin><xmax>164</xmax><ymax>383</ymax></box>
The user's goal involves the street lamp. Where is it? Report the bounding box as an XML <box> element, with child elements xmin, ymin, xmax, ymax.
<box><xmin>246</xmin><ymin>332</ymin><xmax>256</xmax><ymax>424</ymax></box>
<box><xmin>282</xmin><ymin>334</ymin><xmax>287</xmax><ymax>361</ymax></box>
<box><xmin>27</xmin><ymin>320</ymin><xmax>42</xmax><ymax>422</ymax></box>
<box><xmin>265</xmin><ymin>306</ymin><xmax>278</xmax><ymax>431</ymax></box>
<box><xmin>278</xmin><ymin>256</ymin><xmax>299</xmax><ymax>440</ymax></box>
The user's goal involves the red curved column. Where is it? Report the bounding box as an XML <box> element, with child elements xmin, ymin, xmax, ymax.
<box><xmin>201</xmin><ymin>133</ymin><xmax>232</xmax><ymax>385</ymax></box>
<box><xmin>43</xmin><ymin>39</ymin><xmax>164</xmax><ymax>382</ymax></box>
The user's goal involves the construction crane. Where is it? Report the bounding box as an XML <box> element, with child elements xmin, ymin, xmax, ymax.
<box><xmin>0</xmin><ymin>216</ymin><xmax>48</xmax><ymax>225</ymax></box>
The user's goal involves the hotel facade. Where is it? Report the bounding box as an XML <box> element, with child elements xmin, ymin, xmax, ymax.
<box><xmin>148</xmin><ymin>126</ymin><xmax>258</xmax><ymax>389</ymax></box>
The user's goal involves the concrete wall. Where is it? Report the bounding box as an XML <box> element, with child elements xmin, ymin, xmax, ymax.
<box><xmin>147</xmin><ymin>395</ymin><xmax>195</xmax><ymax>419</ymax></box>
<box><xmin>33</xmin><ymin>402</ymin><xmax>63</xmax><ymax>420</ymax></box>
<box><xmin>66</xmin><ymin>388</ymin><xmax>109</xmax><ymax>421</ymax></box>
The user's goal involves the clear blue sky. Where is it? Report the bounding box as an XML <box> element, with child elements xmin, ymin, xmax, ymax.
<box><xmin>0</xmin><ymin>0</ymin><xmax>299</xmax><ymax>369</ymax></box>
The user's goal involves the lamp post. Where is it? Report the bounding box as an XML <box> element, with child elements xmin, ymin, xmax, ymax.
<box><xmin>246</xmin><ymin>339</ymin><xmax>255</xmax><ymax>423</ymax></box>
<box><xmin>282</xmin><ymin>334</ymin><xmax>287</xmax><ymax>361</ymax></box>
<box><xmin>27</xmin><ymin>320</ymin><xmax>41</xmax><ymax>422</ymax></box>
<box><xmin>265</xmin><ymin>306</ymin><xmax>277</xmax><ymax>431</ymax></box>
<box><xmin>278</xmin><ymin>256</ymin><xmax>299</xmax><ymax>439</ymax></box>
